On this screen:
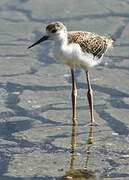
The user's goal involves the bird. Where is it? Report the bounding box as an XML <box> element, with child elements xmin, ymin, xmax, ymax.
<box><xmin>28</xmin><ymin>21</ymin><xmax>114</xmax><ymax>125</ymax></box>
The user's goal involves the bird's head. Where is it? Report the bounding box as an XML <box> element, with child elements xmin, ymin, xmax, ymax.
<box><xmin>28</xmin><ymin>21</ymin><xmax>67</xmax><ymax>49</ymax></box>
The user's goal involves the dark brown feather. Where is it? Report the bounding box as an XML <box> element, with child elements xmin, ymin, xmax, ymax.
<box><xmin>68</xmin><ymin>31</ymin><xmax>112</xmax><ymax>58</ymax></box>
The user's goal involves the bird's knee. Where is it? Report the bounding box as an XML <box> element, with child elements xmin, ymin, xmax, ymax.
<box><xmin>87</xmin><ymin>88</ymin><xmax>93</xmax><ymax>97</ymax></box>
<box><xmin>72</xmin><ymin>89</ymin><xmax>77</xmax><ymax>97</ymax></box>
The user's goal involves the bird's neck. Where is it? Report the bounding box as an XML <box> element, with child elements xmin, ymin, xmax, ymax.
<box><xmin>55</xmin><ymin>31</ymin><xmax>68</xmax><ymax>47</ymax></box>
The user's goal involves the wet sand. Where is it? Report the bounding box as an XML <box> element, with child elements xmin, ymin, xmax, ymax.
<box><xmin>0</xmin><ymin>0</ymin><xmax>129</xmax><ymax>179</ymax></box>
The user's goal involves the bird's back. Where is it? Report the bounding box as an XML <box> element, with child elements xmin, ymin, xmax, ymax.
<box><xmin>67</xmin><ymin>31</ymin><xmax>114</xmax><ymax>59</ymax></box>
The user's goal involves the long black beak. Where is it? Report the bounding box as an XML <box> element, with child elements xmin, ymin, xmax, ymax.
<box><xmin>28</xmin><ymin>35</ymin><xmax>49</xmax><ymax>49</ymax></box>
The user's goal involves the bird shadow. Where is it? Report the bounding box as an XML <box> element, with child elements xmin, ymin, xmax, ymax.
<box><xmin>59</xmin><ymin>124</ymin><xmax>99</xmax><ymax>180</ymax></box>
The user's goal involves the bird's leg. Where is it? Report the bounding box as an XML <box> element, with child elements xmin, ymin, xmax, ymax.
<box><xmin>86</xmin><ymin>71</ymin><xmax>94</xmax><ymax>125</ymax></box>
<box><xmin>71</xmin><ymin>69</ymin><xmax>77</xmax><ymax>125</ymax></box>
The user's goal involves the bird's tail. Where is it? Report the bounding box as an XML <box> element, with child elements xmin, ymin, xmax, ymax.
<box><xmin>107</xmin><ymin>35</ymin><xmax>115</xmax><ymax>49</ymax></box>
<box><xmin>109</xmin><ymin>35</ymin><xmax>116</xmax><ymax>42</ymax></box>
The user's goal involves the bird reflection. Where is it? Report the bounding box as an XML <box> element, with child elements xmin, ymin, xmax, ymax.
<box><xmin>60</xmin><ymin>124</ymin><xmax>99</xmax><ymax>180</ymax></box>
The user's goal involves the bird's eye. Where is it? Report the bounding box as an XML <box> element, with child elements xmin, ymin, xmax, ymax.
<box><xmin>51</xmin><ymin>29</ymin><xmax>57</xmax><ymax>33</ymax></box>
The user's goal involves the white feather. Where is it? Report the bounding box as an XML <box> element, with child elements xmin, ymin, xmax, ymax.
<box><xmin>53</xmin><ymin>41</ymin><xmax>102</xmax><ymax>71</ymax></box>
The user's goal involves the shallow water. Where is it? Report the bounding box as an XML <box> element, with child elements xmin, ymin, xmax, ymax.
<box><xmin>0</xmin><ymin>0</ymin><xmax>129</xmax><ymax>179</ymax></box>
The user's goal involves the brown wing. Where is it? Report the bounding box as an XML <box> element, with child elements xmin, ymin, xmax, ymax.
<box><xmin>68</xmin><ymin>31</ymin><xmax>109</xmax><ymax>58</ymax></box>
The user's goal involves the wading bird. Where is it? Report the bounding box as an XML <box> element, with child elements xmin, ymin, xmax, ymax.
<box><xmin>28</xmin><ymin>21</ymin><xmax>114</xmax><ymax>125</ymax></box>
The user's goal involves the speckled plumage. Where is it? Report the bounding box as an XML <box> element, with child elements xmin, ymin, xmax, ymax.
<box><xmin>67</xmin><ymin>31</ymin><xmax>112</xmax><ymax>58</ymax></box>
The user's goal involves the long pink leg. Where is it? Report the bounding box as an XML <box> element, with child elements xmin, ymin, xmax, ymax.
<box><xmin>86</xmin><ymin>71</ymin><xmax>94</xmax><ymax>125</ymax></box>
<box><xmin>71</xmin><ymin>69</ymin><xmax>77</xmax><ymax>125</ymax></box>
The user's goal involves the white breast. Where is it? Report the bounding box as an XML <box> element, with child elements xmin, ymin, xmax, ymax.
<box><xmin>53</xmin><ymin>42</ymin><xmax>102</xmax><ymax>71</ymax></box>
